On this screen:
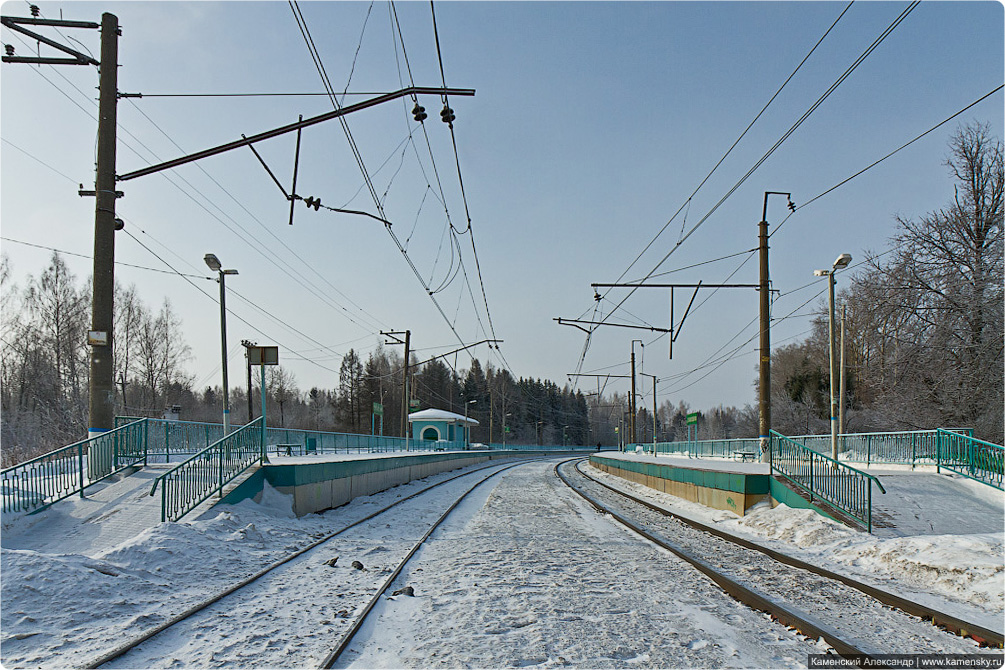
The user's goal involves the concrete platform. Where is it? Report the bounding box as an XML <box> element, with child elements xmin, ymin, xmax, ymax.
<box><xmin>590</xmin><ymin>452</ymin><xmax>771</xmax><ymax>516</ymax></box>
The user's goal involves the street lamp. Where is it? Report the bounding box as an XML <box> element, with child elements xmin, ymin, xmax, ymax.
<box><xmin>814</xmin><ymin>253</ymin><xmax>852</xmax><ymax>462</ymax></box>
<box><xmin>464</xmin><ymin>399</ymin><xmax>476</xmax><ymax>449</ymax></box>
<box><xmin>503</xmin><ymin>412</ymin><xmax>512</xmax><ymax>448</ymax></box>
<box><xmin>205</xmin><ymin>253</ymin><xmax>238</xmax><ymax>434</ymax></box>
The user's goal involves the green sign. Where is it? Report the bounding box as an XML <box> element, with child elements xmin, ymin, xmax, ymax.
<box><xmin>686</xmin><ymin>412</ymin><xmax>699</xmax><ymax>426</ymax></box>
<box><xmin>409</xmin><ymin>399</ymin><xmax>420</xmax><ymax>409</ymax></box>
<box><xmin>372</xmin><ymin>402</ymin><xmax>383</xmax><ymax>416</ymax></box>
<box><xmin>504</xmin><ymin>426</ymin><xmax>511</xmax><ymax>433</ymax></box>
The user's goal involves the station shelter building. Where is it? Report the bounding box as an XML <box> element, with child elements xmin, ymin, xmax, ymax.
<box><xmin>407</xmin><ymin>408</ymin><xmax>480</xmax><ymax>446</ymax></box>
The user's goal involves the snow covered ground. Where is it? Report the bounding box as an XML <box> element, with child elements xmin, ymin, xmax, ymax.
<box><xmin>0</xmin><ymin>456</ymin><xmax>1001</xmax><ymax>668</ymax></box>
<box><xmin>582</xmin><ymin>461</ymin><xmax>1005</xmax><ymax>631</ymax></box>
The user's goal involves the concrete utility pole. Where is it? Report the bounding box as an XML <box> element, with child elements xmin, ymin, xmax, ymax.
<box><xmin>629</xmin><ymin>348</ymin><xmax>637</xmax><ymax>446</ymax></box>
<box><xmin>89</xmin><ymin>13</ymin><xmax>120</xmax><ymax>450</ymax></box>
<box><xmin>241</xmin><ymin>340</ymin><xmax>257</xmax><ymax>423</ymax></box>
<box><xmin>381</xmin><ymin>330</ymin><xmax>411</xmax><ymax>441</ymax></box>
<box><xmin>3</xmin><ymin>11</ymin><xmax>119</xmax><ymax>469</ymax></box>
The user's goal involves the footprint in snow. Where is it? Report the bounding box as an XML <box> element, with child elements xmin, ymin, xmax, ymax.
<box><xmin>686</xmin><ymin>639</ymin><xmax>708</xmax><ymax>650</ymax></box>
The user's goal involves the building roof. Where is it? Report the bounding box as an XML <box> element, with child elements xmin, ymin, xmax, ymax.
<box><xmin>407</xmin><ymin>408</ymin><xmax>480</xmax><ymax>426</ymax></box>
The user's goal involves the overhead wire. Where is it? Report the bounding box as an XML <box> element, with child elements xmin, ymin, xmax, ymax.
<box><xmin>597</xmin><ymin>1</ymin><xmax>920</xmax><ymax>334</ymax></box>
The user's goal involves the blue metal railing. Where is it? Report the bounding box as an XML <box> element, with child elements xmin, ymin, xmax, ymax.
<box><xmin>770</xmin><ymin>430</ymin><xmax>886</xmax><ymax>533</ymax></box>
<box><xmin>149</xmin><ymin>418</ymin><xmax>264</xmax><ymax>522</ymax></box>
<box><xmin>1</xmin><ymin>418</ymin><xmax>148</xmax><ymax>515</ymax></box>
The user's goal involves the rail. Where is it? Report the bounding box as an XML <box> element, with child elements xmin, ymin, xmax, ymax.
<box><xmin>937</xmin><ymin>430</ymin><xmax>1004</xmax><ymax>490</ymax></box>
<box><xmin>149</xmin><ymin>417</ymin><xmax>264</xmax><ymax>522</ymax></box>
<box><xmin>1</xmin><ymin>418</ymin><xmax>148</xmax><ymax>514</ymax></box>
<box><xmin>770</xmin><ymin>430</ymin><xmax>886</xmax><ymax>533</ymax></box>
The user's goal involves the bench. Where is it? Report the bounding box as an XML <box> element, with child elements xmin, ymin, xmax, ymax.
<box><xmin>275</xmin><ymin>443</ymin><xmax>298</xmax><ymax>456</ymax></box>
<box><xmin>733</xmin><ymin>451</ymin><xmax>757</xmax><ymax>462</ymax></box>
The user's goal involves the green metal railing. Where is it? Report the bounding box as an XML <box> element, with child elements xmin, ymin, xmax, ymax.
<box><xmin>1</xmin><ymin>418</ymin><xmax>148</xmax><ymax>515</ymax></box>
<box><xmin>149</xmin><ymin>418</ymin><xmax>264</xmax><ymax>522</ymax></box>
<box><xmin>264</xmin><ymin>427</ymin><xmax>409</xmax><ymax>453</ymax></box>
<box><xmin>936</xmin><ymin>429</ymin><xmax>1004</xmax><ymax>490</ymax></box>
<box><xmin>788</xmin><ymin>430</ymin><xmax>950</xmax><ymax>466</ymax></box>
<box><xmin>116</xmin><ymin>416</ymin><xmax>228</xmax><ymax>461</ymax></box>
<box><xmin>651</xmin><ymin>438</ymin><xmax>762</xmax><ymax>459</ymax></box>
<box><xmin>770</xmin><ymin>430</ymin><xmax>886</xmax><ymax>533</ymax></box>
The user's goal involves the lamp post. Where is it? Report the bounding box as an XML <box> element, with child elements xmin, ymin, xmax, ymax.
<box><xmin>503</xmin><ymin>412</ymin><xmax>512</xmax><ymax>448</ymax></box>
<box><xmin>205</xmin><ymin>254</ymin><xmax>238</xmax><ymax>435</ymax></box>
<box><xmin>814</xmin><ymin>253</ymin><xmax>852</xmax><ymax>463</ymax></box>
<box><xmin>464</xmin><ymin>399</ymin><xmax>476</xmax><ymax>449</ymax></box>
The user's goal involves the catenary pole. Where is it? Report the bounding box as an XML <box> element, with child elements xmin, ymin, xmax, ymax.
<box><xmin>758</xmin><ymin>191</ymin><xmax>792</xmax><ymax>462</ymax></box>
<box><xmin>88</xmin><ymin>13</ymin><xmax>119</xmax><ymax>461</ymax></box>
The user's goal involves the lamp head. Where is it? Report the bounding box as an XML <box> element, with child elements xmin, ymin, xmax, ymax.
<box><xmin>204</xmin><ymin>254</ymin><xmax>222</xmax><ymax>272</ymax></box>
<box><xmin>833</xmin><ymin>253</ymin><xmax>852</xmax><ymax>270</ymax></box>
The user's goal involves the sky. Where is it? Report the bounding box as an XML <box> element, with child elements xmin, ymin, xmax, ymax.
<box><xmin>1</xmin><ymin>0</ymin><xmax>1002</xmax><ymax>415</ymax></box>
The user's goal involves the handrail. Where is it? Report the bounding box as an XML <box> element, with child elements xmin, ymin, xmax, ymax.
<box><xmin>936</xmin><ymin>429</ymin><xmax>1004</xmax><ymax>490</ymax></box>
<box><xmin>149</xmin><ymin>417</ymin><xmax>264</xmax><ymax>522</ymax></box>
<box><xmin>1</xmin><ymin>418</ymin><xmax>148</xmax><ymax>514</ymax></box>
<box><xmin>770</xmin><ymin>430</ymin><xmax>885</xmax><ymax>533</ymax></box>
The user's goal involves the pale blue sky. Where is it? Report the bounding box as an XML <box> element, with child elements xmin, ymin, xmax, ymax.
<box><xmin>2</xmin><ymin>1</ymin><xmax>1002</xmax><ymax>412</ymax></box>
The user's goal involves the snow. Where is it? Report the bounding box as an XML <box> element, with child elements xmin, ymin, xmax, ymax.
<box><xmin>0</xmin><ymin>456</ymin><xmax>1001</xmax><ymax>668</ymax></box>
<box><xmin>583</xmin><ymin>461</ymin><xmax>1005</xmax><ymax>631</ymax></box>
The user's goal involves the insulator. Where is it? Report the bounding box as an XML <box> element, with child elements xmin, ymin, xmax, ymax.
<box><xmin>304</xmin><ymin>196</ymin><xmax>322</xmax><ymax>211</ymax></box>
<box><xmin>411</xmin><ymin>103</ymin><xmax>427</xmax><ymax>122</ymax></box>
<box><xmin>114</xmin><ymin>218</ymin><xmax>124</xmax><ymax>231</ymax></box>
<box><xmin>787</xmin><ymin>199</ymin><xmax>796</xmax><ymax>212</ymax></box>
<box><xmin>4</xmin><ymin>44</ymin><xmax>14</xmax><ymax>57</ymax></box>
<box><xmin>29</xmin><ymin>5</ymin><xmax>40</xmax><ymax>17</ymax></box>
<box><xmin>440</xmin><ymin>105</ymin><xmax>455</xmax><ymax>124</ymax></box>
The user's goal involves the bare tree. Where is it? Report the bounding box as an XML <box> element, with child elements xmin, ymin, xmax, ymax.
<box><xmin>851</xmin><ymin>122</ymin><xmax>1003</xmax><ymax>441</ymax></box>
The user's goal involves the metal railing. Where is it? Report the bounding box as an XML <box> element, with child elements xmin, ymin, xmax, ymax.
<box><xmin>116</xmin><ymin>416</ymin><xmax>229</xmax><ymax>461</ymax></box>
<box><xmin>1</xmin><ymin>418</ymin><xmax>148</xmax><ymax>515</ymax></box>
<box><xmin>264</xmin><ymin>427</ymin><xmax>409</xmax><ymax>453</ymax></box>
<box><xmin>770</xmin><ymin>430</ymin><xmax>886</xmax><ymax>533</ymax></box>
<box><xmin>651</xmin><ymin>438</ymin><xmax>762</xmax><ymax>459</ymax></box>
<box><xmin>786</xmin><ymin>428</ymin><xmax>978</xmax><ymax>467</ymax></box>
<box><xmin>149</xmin><ymin>417</ymin><xmax>264</xmax><ymax>522</ymax></box>
<box><xmin>937</xmin><ymin>429</ymin><xmax>1004</xmax><ymax>490</ymax></box>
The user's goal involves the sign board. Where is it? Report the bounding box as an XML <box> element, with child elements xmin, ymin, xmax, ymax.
<box><xmin>686</xmin><ymin>412</ymin><xmax>699</xmax><ymax>426</ymax></box>
<box><xmin>409</xmin><ymin>399</ymin><xmax>420</xmax><ymax>409</ymax></box>
<box><xmin>504</xmin><ymin>426</ymin><xmax>510</xmax><ymax>433</ymax></box>
<box><xmin>88</xmin><ymin>330</ymin><xmax>109</xmax><ymax>346</ymax></box>
<box><xmin>247</xmin><ymin>346</ymin><xmax>279</xmax><ymax>366</ymax></box>
<box><xmin>372</xmin><ymin>402</ymin><xmax>383</xmax><ymax>416</ymax></box>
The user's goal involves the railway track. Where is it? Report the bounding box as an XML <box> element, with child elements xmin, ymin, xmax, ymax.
<box><xmin>557</xmin><ymin>458</ymin><xmax>1003</xmax><ymax>661</ymax></box>
<box><xmin>86</xmin><ymin>457</ymin><xmax>539</xmax><ymax>669</ymax></box>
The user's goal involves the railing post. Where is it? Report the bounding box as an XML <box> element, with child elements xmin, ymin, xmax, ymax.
<box><xmin>218</xmin><ymin>440</ymin><xmax>224</xmax><ymax>499</ymax></box>
<box><xmin>936</xmin><ymin>430</ymin><xmax>942</xmax><ymax>474</ymax></box>
<box><xmin>867</xmin><ymin>480</ymin><xmax>873</xmax><ymax>534</ymax></box>
<box><xmin>78</xmin><ymin>443</ymin><xmax>85</xmax><ymax>498</ymax></box>
<box><xmin>808</xmin><ymin>450</ymin><xmax>814</xmax><ymax>496</ymax></box>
